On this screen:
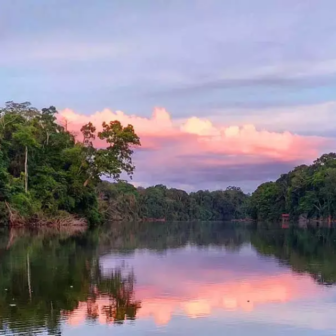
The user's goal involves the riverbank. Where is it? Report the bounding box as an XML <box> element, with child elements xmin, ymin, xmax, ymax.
<box><xmin>5</xmin><ymin>203</ymin><xmax>88</xmax><ymax>228</ymax></box>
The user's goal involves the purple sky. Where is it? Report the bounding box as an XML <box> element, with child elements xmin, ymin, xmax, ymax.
<box><xmin>2</xmin><ymin>0</ymin><xmax>336</xmax><ymax>191</ymax></box>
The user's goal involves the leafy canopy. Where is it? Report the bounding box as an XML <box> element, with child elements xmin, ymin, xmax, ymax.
<box><xmin>0</xmin><ymin>101</ymin><xmax>141</xmax><ymax>225</ymax></box>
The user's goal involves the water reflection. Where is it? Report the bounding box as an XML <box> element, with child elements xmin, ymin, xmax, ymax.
<box><xmin>0</xmin><ymin>227</ymin><xmax>140</xmax><ymax>335</ymax></box>
<box><xmin>252</xmin><ymin>224</ymin><xmax>336</xmax><ymax>286</ymax></box>
<box><xmin>64</xmin><ymin>268</ymin><xmax>141</xmax><ymax>326</ymax></box>
<box><xmin>1</xmin><ymin>222</ymin><xmax>336</xmax><ymax>335</ymax></box>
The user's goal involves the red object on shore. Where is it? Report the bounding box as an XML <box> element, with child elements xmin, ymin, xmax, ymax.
<box><xmin>143</xmin><ymin>218</ymin><xmax>166</xmax><ymax>222</ymax></box>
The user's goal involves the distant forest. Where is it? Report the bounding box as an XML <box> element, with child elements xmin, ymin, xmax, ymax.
<box><xmin>97</xmin><ymin>182</ymin><xmax>249</xmax><ymax>222</ymax></box>
<box><xmin>98</xmin><ymin>153</ymin><xmax>336</xmax><ymax>223</ymax></box>
<box><xmin>250</xmin><ymin>153</ymin><xmax>336</xmax><ymax>222</ymax></box>
<box><xmin>1</xmin><ymin>101</ymin><xmax>336</xmax><ymax>225</ymax></box>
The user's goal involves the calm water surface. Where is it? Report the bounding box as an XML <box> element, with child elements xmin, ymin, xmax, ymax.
<box><xmin>1</xmin><ymin>222</ymin><xmax>336</xmax><ymax>335</ymax></box>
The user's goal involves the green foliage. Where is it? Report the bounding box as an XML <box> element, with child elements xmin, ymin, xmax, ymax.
<box><xmin>249</xmin><ymin>182</ymin><xmax>283</xmax><ymax>221</ymax></box>
<box><xmin>10</xmin><ymin>193</ymin><xmax>40</xmax><ymax>217</ymax></box>
<box><xmin>0</xmin><ymin>152</ymin><xmax>10</xmax><ymax>202</ymax></box>
<box><xmin>97</xmin><ymin>182</ymin><xmax>250</xmax><ymax>221</ymax></box>
<box><xmin>250</xmin><ymin>153</ymin><xmax>336</xmax><ymax>221</ymax></box>
<box><xmin>2</xmin><ymin>101</ymin><xmax>335</xmax><ymax>226</ymax></box>
<box><xmin>0</xmin><ymin>101</ymin><xmax>141</xmax><ymax>225</ymax></box>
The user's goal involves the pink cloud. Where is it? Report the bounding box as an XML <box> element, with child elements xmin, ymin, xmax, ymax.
<box><xmin>57</xmin><ymin>107</ymin><xmax>331</xmax><ymax>189</ymax></box>
<box><xmin>58</xmin><ymin>107</ymin><xmax>326</xmax><ymax>161</ymax></box>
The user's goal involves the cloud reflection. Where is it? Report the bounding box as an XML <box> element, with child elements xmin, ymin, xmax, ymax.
<box><xmin>65</xmin><ymin>247</ymin><xmax>322</xmax><ymax>327</ymax></box>
<box><xmin>135</xmin><ymin>273</ymin><xmax>317</xmax><ymax>325</ymax></box>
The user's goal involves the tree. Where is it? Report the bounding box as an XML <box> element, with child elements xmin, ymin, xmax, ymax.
<box><xmin>12</xmin><ymin>124</ymin><xmax>40</xmax><ymax>193</ymax></box>
<box><xmin>97</xmin><ymin>181</ymin><xmax>250</xmax><ymax>222</ymax></box>
<box><xmin>0</xmin><ymin>101</ymin><xmax>141</xmax><ymax>225</ymax></box>
<box><xmin>80</xmin><ymin>121</ymin><xmax>141</xmax><ymax>188</ymax></box>
<box><xmin>250</xmin><ymin>182</ymin><xmax>283</xmax><ymax>221</ymax></box>
<box><xmin>250</xmin><ymin>153</ymin><xmax>336</xmax><ymax>221</ymax></box>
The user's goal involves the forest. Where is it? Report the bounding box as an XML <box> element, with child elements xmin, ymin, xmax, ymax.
<box><xmin>97</xmin><ymin>182</ymin><xmax>249</xmax><ymax>222</ymax></box>
<box><xmin>249</xmin><ymin>153</ymin><xmax>336</xmax><ymax>222</ymax></box>
<box><xmin>0</xmin><ymin>100</ymin><xmax>249</xmax><ymax>225</ymax></box>
<box><xmin>96</xmin><ymin>152</ymin><xmax>336</xmax><ymax>223</ymax></box>
<box><xmin>0</xmin><ymin>101</ymin><xmax>140</xmax><ymax>226</ymax></box>
<box><xmin>1</xmin><ymin>100</ymin><xmax>336</xmax><ymax>226</ymax></box>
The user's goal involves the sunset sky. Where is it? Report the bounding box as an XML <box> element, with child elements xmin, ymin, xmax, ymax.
<box><xmin>2</xmin><ymin>0</ymin><xmax>336</xmax><ymax>191</ymax></box>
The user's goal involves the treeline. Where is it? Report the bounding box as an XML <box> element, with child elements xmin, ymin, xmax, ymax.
<box><xmin>250</xmin><ymin>153</ymin><xmax>336</xmax><ymax>221</ymax></box>
<box><xmin>3</xmin><ymin>101</ymin><xmax>336</xmax><ymax>226</ymax></box>
<box><xmin>0</xmin><ymin>101</ymin><xmax>140</xmax><ymax>226</ymax></box>
<box><xmin>97</xmin><ymin>182</ymin><xmax>250</xmax><ymax>222</ymax></box>
<box><xmin>99</xmin><ymin>152</ymin><xmax>336</xmax><ymax>223</ymax></box>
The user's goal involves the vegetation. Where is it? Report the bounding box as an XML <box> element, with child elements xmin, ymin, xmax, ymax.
<box><xmin>97</xmin><ymin>182</ymin><xmax>250</xmax><ymax>222</ymax></box>
<box><xmin>249</xmin><ymin>153</ymin><xmax>336</xmax><ymax>222</ymax></box>
<box><xmin>96</xmin><ymin>153</ymin><xmax>336</xmax><ymax>224</ymax></box>
<box><xmin>2</xmin><ymin>101</ymin><xmax>336</xmax><ymax>226</ymax></box>
<box><xmin>0</xmin><ymin>101</ymin><xmax>140</xmax><ymax>226</ymax></box>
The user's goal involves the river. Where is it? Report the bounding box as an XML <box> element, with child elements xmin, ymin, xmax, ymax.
<box><xmin>0</xmin><ymin>222</ymin><xmax>335</xmax><ymax>335</ymax></box>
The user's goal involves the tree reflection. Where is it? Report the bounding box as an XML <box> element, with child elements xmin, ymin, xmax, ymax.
<box><xmin>63</xmin><ymin>268</ymin><xmax>141</xmax><ymax>325</ymax></box>
<box><xmin>0</xmin><ymin>222</ymin><xmax>250</xmax><ymax>334</ymax></box>
<box><xmin>3</xmin><ymin>222</ymin><xmax>336</xmax><ymax>334</ymax></box>
<box><xmin>96</xmin><ymin>221</ymin><xmax>250</xmax><ymax>253</ymax></box>
<box><xmin>0</xmin><ymin>229</ymin><xmax>140</xmax><ymax>335</ymax></box>
<box><xmin>251</xmin><ymin>224</ymin><xmax>336</xmax><ymax>286</ymax></box>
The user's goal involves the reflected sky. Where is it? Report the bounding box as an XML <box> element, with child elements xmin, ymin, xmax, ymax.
<box><xmin>63</xmin><ymin>244</ymin><xmax>336</xmax><ymax>335</ymax></box>
<box><xmin>1</xmin><ymin>224</ymin><xmax>335</xmax><ymax>335</ymax></box>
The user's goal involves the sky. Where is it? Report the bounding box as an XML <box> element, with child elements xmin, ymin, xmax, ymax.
<box><xmin>2</xmin><ymin>0</ymin><xmax>336</xmax><ymax>191</ymax></box>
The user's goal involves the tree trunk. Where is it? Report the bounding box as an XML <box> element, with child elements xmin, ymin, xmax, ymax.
<box><xmin>83</xmin><ymin>176</ymin><xmax>91</xmax><ymax>187</ymax></box>
<box><xmin>27</xmin><ymin>253</ymin><xmax>32</xmax><ymax>301</ymax></box>
<box><xmin>25</xmin><ymin>146</ymin><xmax>28</xmax><ymax>193</ymax></box>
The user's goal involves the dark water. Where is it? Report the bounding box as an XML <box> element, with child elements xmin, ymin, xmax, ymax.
<box><xmin>1</xmin><ymin>222</ymin><xmax>336</xmax><ymax>335</ymax></box>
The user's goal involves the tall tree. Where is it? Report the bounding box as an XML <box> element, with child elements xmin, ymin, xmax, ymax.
<box><xmin>0</xmin><ymin>101</ymin><xmax>141</xmax><ymax>225</ymax></box>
